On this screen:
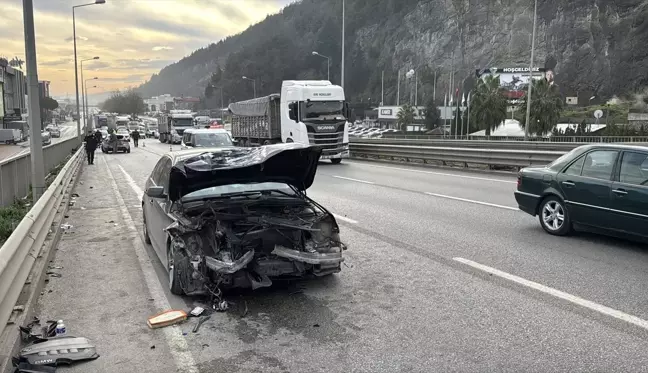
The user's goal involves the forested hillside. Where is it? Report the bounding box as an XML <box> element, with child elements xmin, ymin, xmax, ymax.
<box><xmin>137</xmin><ymin>0</ymin><xmax>648</xmax><ymax>107</ymax></box>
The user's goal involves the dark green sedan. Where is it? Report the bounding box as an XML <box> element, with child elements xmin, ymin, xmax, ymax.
<box><xmin>515</xmin><ymin>144</ymin><xmax>648</xmax><ymax>238</ymax></box>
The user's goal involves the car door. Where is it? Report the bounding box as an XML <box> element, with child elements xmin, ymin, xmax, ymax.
<box><xmin>556</xmin><ymin>149</ymin><xmax>619</xmax><ymax>228</ymax></box>
<box><xmin>608</xmin><ymin>151</ymin><xmax>648</xmax><ymax>237</ymax></box>
<box><xmin>145</xmin><ymin>157</ymin><xmax>171</xmax><ymax>258</ymax></box>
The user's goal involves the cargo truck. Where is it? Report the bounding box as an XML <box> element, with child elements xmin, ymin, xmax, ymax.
<box><xmin>93</xmin><ymin>114</ymin><xmax>108</xmax><ymax>129</ymax></box>
<box><xmin>228</xmin><ymin>80</ymin><xmax>350</xmax><ymax>164</ymax></box>
<box><xmin>158</xmin><ymin>110</ymin><xmax>193</xmax><ymax>144</ymax></box>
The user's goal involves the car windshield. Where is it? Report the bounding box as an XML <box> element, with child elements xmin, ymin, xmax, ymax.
<box><xmin>193</xmin><ymin>133</ymin><xmax>233</xmax><ymax>147</ymax></box>
<box><xmin>301</xmin><ymin>101</ymin><xmax>344</xmax><ymax>119</ymax></box>
<box><xmin>182</xmin><ymin>182</ymin><xmax>295</xmax><ymax>201</ymax></box>
<box><xmin>173</xmin><ymin>118</ymin><xmax>193</xmax><ymax>126</ymax></box>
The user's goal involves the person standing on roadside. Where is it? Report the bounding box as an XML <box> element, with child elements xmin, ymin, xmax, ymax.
<box><xmin>130</xmin><ymin>128</ymin><xmax>140</xmax><ymax>148</ymax></box>
<box><xmin>84</xmin><ymin>131</ymin><xmax>98</xmax><ymax>165</ymax></box>
<box><xmin>94</xmin><ymin>129</ymin><xmax>102</xmax><ymax>144</ymax></box>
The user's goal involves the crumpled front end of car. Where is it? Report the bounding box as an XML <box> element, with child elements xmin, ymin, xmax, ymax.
<box><xmin>165</xmin><ymin>197</ymin><xmax>347</xmax><ymax>296</ymax></box>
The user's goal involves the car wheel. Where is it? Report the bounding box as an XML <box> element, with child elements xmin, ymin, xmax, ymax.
<box><xmin>142</xmin><ymin>212</ymin><xmax>151</xmax><ymax>244</ymax></box>
<box><xmin>538</xmin><ymin>196</ymin><xmax>571</xmax><ymax>236</ymax></box>
<box><xmin>331</xmin><ymin>159</ymin><xmax>342</xmax><ymax>164</ymax></box>
<box><xmin>127</xmin><ymin>148</ymin><xmax>131</xmax><ymax>153</ymax></box>
<box><xmin>167</xmin><ymin>244</ymin><xmax>185</xmax><ymax>295</ymax></box>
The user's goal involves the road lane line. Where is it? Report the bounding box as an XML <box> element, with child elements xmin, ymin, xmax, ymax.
<box><xmin>333</xmin><ymin>214</ymin><xmax>358</xmax><ymax>224</ymax></box>
<box><xmin>106</xmin><ymin>159</ymin><xmax>198</xmax><ymax>373</ymax></box>
<box><xmin>425</xmin><ymin>192</ymin><xmax>519</xmax><ymax>211</ymax></box>
<box><xmin>453</xmin><ymin>257</ymin><xmax>648</xmax><ymax>331</ymax></box>
<box><xmin>332</xmin><ymin>175</ymin><xmax>375</xmax><ymax>184</ymax></box>
<box><xmin>118</xmin><ymin>164</ymin><xmax>144</xmax><ymax>200</ymax></box>
<box><xmin>347</xmin><ymin>162</ymin><xmax>517</xmax><ymax>184</ymax></box>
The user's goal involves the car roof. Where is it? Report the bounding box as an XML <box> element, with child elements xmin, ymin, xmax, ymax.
<box><xmin>185</xmin><ymin>128</ymin><xmax>229</xmax><ymax>134</ymax></box>
<box><xmin>166</xmin><ymin>147</ymin><xmax>237</xmax><ymax>165</ymax></box>
<box><xmin>577</xmin><ymin>143</ymin><xmax>648</xmax><ymax>152</ymax></box>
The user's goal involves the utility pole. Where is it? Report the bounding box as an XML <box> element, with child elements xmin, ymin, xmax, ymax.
<box><xmin>396</xmin><ymin>70</ymin><xmax>400</xmax><ymax>105</ymax></box>
<box><xmin>341</xmin><ymin>0</ymin><xmax>345</xmax><ymax>88</ymax></box>
<box><xmin>433</xmin><ymin>70</ymin><xmax>437</xmax><ymax>103</ymax></box>
<box><xmin>381</xmin><ymin>70</ymin><xmax>384</xmax><ymax>105</ymax></box>
<box><xmin>524</xmin><ymin>0</ymin><xmax>538</xmax><ymax>141</ymax></box>
<box><xmin>23</xmin><ymin>0</ymin><xmax>45</xmax><ymax>200</ymax></box>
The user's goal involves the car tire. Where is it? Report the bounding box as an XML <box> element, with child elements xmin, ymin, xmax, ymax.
<box><xmin>167</xmin><ymin>243</ymin><xmax>185</xmax><ymax>296</ymax></box>
<box><xmin>331</xmin><ymin>159</ymin><xmax>342</xmax><ymax>164</ymax></box>
<box><xmin>127</xmin><ymin>148</ymin><xmax>131</xmax><ymax>153</ymax></box>
<box><xmin>142</xmin><ymin>212</ymin><xmax>152</xmax><ymax>244</ymax></box>
<box><xmin>538</xmin><ymin>196</ymin><xmax>572</xmax><ymax>236</ymax></box>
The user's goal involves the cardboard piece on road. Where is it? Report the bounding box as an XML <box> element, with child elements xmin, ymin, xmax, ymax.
<box><xmin>147</xmin><ymin>310</ymin><xmax>187</xmax><ymax>329</ymax></box>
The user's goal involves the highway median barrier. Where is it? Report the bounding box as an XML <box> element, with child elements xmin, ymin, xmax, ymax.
<box><xmin>0</xmin><ymin>142</ymin><xmax>84</xmax><ymax>369</ymax></box>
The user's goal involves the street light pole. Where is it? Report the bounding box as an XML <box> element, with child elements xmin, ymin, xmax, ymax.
<box><xmin>84</xmin><ymin>77</ymin><xmax>98</xmax><ymax>132</ymax></box>
<box><xmin>23</xmin><ymin>0</ymin><xmax>45</xmax><ymax>200</ymax></box>
<box><xmin>341</xmin><ymin>0</ymin><xmax>345</xmax><ymax>88</ymax></box>
<box><xmin>312</xmin><ymin>52</ymin><xmax>331</xmax><ymax>81</ymax></box>
<box><xmin>72</xmin><ymin>0</ymin><xmax>105</xmax><ymax>140</ymax></box>
<box><xmin>524</xmin><ymin>0</ymin><xmax>538</xmax><ymax>141</ymax></box>
<box><xmin>242</xmin><ymin>76</ymin><xmax>256</xmax><ymax>98</ymax></box>
<box><xmin>80</xmin><ymin>56</ymin><xmax>99</xmax><ymax>133</ymax></box>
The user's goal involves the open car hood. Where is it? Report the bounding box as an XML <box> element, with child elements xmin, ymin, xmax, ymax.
<box><xmin>168</xmin><ymin>143</ymin><xmax>322</xmax><ymax>201</ymax></box>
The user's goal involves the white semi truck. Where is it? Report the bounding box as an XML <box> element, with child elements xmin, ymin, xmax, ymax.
<box><xmin>228</xmin><ymin>80</ymin><xmax>350</xmax><ymax>164</ymax></box>
<box><xmin>158</xmin><ymin>110</ymin><xmax>194</xmax><ymax>144</ymax></box>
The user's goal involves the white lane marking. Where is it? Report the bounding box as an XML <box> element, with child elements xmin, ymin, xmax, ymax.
<box><xmin>118</xmin><ymin>164</ymin><xmax>144</xmax><ymax>200</ymax></box>
<box><xmin>332</xmin><ymin>175</ymin><xmax>375</xmax><ymax>184</ymax></box>
<box><xmin>425</xmin><ymin>192</ymin><xmax>519</xmax><ymax>211</ymax></box>
<box><xmin>333</xmin><ymin>213</ymin><xmax>358</xmax><ymax>224</ymax></box>
<box><xmin>106</xmin><ymin>159</ymin><xmax>198</xmax><ymax>373</ymax></box>
<box><xmin>347</xmin><ymin>162</ymin><xmax>517</xmax><ymax>184</ymax></box>
<box><xmin>454</xmin><ymin>257</ymin><xmax>648</xmax><ymax>331</ymax></box>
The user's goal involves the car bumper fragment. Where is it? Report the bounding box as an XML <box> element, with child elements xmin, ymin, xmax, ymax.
<box><xmin>272</xmin><ymin>245</ymin><xmax>344</xmax><ymax>265</ymax></box>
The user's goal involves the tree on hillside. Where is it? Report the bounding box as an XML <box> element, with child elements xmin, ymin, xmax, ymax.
<box><xmin>99</xmin><ymin>89</ymin><xmax>146</xmax><ymax>115</ymax></box>
<box><xmin>424</xmin><ymin>99</ymin><xmax>440</xmax><ymax>130</ymax></box>
<box><xmin>519</xmin><ymin>78</ymin><xmax>564</xmax><ymax>136</ymax></box>
<box><xmin>40</xmin><ymin>96</ymin><xmax>59</xmax><ymax>111</ymax></box>
<box><xmin>397</xmin><ymin>103</ymin><xmax>416</xmax><ymax>131</ymax></box>
<box><xmin>468</xmin><ymin>75</ymin><xmax>508</xmax><ymax>136</ymax></box>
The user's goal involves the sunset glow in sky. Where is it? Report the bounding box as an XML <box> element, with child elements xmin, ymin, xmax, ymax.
<box><xmin>0</xmin><ymin>0</ymin><xmax>294</xmax><ymax>97</ymax></box>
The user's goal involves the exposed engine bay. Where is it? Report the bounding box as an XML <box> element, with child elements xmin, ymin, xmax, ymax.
<box><xmin>166</xmin><ymin>194</ymin><xmax>347</xmax><ymax>297</ymax></box>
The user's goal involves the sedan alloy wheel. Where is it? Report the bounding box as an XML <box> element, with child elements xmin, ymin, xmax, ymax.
<box><xmin>539</xmin><ymin>197</ymin><xmax>571</xmax><ymax>236</ymax></box>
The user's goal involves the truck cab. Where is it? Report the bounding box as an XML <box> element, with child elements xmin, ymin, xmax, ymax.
<box><xmin>281</xmin><ymin>80</ymin><xmax>350</xmax><ymax>163</ymax></box>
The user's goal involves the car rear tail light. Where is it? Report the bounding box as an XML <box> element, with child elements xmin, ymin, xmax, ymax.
<box><xmin>517</xmin><ymin>174</ymin><xmax>521</xmax><ymax>189</ymax></box>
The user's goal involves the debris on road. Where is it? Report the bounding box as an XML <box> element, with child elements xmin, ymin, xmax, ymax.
<box><xmin>213</xmin><ymin>300</ymin><xmax>229</xmax><ymax>312</ymax></box>
<box><xmin>46</xmin><ymin>272</ymin><xmax>62</xmax><ymax>278</ymax></box>
<box><xmin>71</xmin><ymin>193</ymin><xmax>80</xmax><ymax>198</ymax></box>
<box><xmin>16</xmin><ymin>336</ymin><xmax>99</xmax><ymax>367</ymax></box>
<box><xmin>146</xmin><ymin>310</ymin><xmax>187</xmax><ymax>329</ymax></box>
<box><xmin>60</xmin><ymin>224</ymin><xmax>73</xmax><ymax>230</ymax></box>
<box><xmin>192</xmin><ymin>315</ymin><xmax>211</xmax><ymax>333</ymax></box>
<box><xmin>13</xmin><ymin>362</ymin><xmax>56</xmax><ymax>373</ymax></box>
<box><xmin>189</xmin><ymin>307</ymin><xmax>204</xmax><ymax>317</ymax></box>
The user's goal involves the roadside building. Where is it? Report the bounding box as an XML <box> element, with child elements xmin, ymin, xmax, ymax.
<box><xmin>0</xmin><ymin>59</ymin><xmax>27</xmax><ymax>126</ymax></box>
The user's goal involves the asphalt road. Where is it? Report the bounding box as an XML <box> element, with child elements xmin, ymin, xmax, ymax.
<box><xmin>0</xmin><ymin>121</ymin><xmax>78</xmax><ymax>161</ymax></box>
<box><xmin>36</xmin><ymin>139</ymin><xmax>648</xmax><ymax>372</ymax></box>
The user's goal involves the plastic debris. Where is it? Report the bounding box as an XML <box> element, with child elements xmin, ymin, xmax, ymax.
<box><xmin>147</xmin><ymin>310</ymin><xmax>187</xmax><ymax>329</ymax></box>
<box><xmin>60</xmin><ymin>224</ymin><xmax>73</xmax><ymax>230</ymax></box>
<box><xmin>71</xmin><ymin>193</ymin><xmax>80</xmax><ymax>197</ymax></box>
<box><xmin>192</xmin><ymin>315</ymin><xmax>211</xmax><ymax>333</ymax></box>
<box><xmin>213</xmin><ymin>300</ymin><xmax>229</xmax><ymax>312</ymax></box>
<box><xmin>190</xmin><ymin>307</ymin><xmax>204</xmax><ymax>317</ymax></box>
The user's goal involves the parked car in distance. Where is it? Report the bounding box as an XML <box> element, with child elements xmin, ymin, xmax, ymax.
<box><xmin>141</xmin><ymin>143</ymin><xmax>347</xmax><ymax>296</ymax></box>
<box><xmin>45</xmin><ymin>124</ymin><xmax>61</xmax><ymax>138</ymax></box>
<box><xmin>41</xmin><ymin>131</ymin><xmax>52</xmax><ymax>146</ymax></box>
<box><xmin>180</xmin><ymin>128</ymin><xmax>234</xmax><ymax>150</ymax></box>
<box><xmin>515</xmin><ymin>144</ymin><xmax>648</xmax><ymax>241</ymax></box>
<box><xmin>101</xmin><ymin>133</ymin><xmax>131</xmax><ymax>153</ymax></box>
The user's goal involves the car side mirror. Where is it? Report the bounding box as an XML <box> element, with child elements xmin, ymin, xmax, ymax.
<box><xmin>146</xmin><ymin>185</ymin><xmax>166</xmax><ymax>198</ymax></box>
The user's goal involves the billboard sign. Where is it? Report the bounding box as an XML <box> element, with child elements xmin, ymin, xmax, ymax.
<box><xmin>476</xmin><ymin>67</ymin><xmax>548</xmax><ymax>103</ymax></box>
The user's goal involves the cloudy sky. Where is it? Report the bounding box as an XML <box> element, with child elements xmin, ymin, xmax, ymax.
<box><xmin>0</xmin><ymin>0</ymin><xmax>294</xmax><ymax>97</ymax></box>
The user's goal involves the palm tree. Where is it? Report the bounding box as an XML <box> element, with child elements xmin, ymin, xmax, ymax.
<box><xmin>519</xmin><ymin>78</ymin><xmax>563</xmax><ymax>136</ymax></box>
<box><xmin>397</xmin><ymin>103</ymin><xmax>416</xmax><ymax>131</ymax></box>
<box><xmin>467</xmin><ymin>75</ymin><xmax>508</xmax><ymax>136</ymax></box>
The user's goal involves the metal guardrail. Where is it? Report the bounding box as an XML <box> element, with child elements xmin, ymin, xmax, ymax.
<box><xmin>0</xmin><ymin>138</ymin><xmax>81</xmax><ymax>207</ymax></box>
<box><xmin>350</xmin><ymin>138</ymin><xmax>582</xmax><ymax>152</ymax></box>
<box><xmin>378</xmin><ymin>135</ymin><xmax>648</xmax><ymax>143</ymax></box>
<box><xmin>349</xmin><ymin>143</ymin><xmax>566</xmax><ymax>168</ymax></box>
<box><xmin>0</xmin><ymin>145</ymin><xmax>83</xmax><ymax>333</ymax></box>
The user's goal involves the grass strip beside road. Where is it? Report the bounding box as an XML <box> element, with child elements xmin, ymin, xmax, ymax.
<box><xmin>0</xmin><ymin>151</ymin><xmax>75</xmax><ymax>244</ymax></box>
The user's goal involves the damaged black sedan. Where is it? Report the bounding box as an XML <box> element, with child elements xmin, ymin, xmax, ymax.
<box><xmin>142</xmin><ymin>143</ymin><xmax>347</xmax><ymax>296</ymax></box>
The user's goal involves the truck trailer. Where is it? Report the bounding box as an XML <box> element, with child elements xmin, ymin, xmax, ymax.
<box><xmin>228</xmin><ymin>80</ymin><xmax>350</xmax><ymax>164</ymax></box>
<box><xmin>158</xmin><ymin>110</ymin><xmax>193</xmax><ymax>144</ymax></box>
